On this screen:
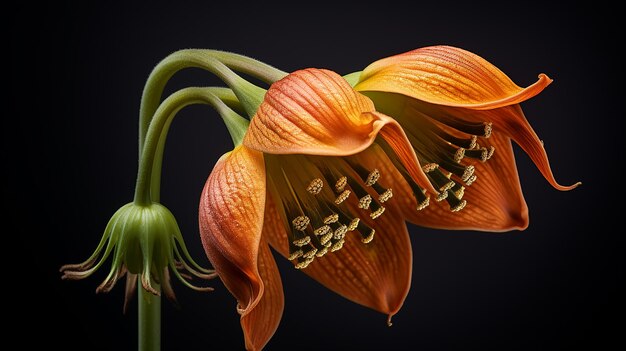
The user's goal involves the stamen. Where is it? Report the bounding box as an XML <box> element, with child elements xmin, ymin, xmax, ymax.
<box><xmin>378</xmin><ymin>188</ymin><xmax>393</xmax><ymax>203</ymax></box>
<box><xmin>454</xmin><ymin>148</ymin><xmax>465</xmax><ymax>163</ymax></box>
<box><xmin>315</xmin><ymin>247</ymin><xmax>329</xmax><ymax>257</ymax></box>
<box><xmin>370</xmin><ymin>206</ymin><xmax>386</xmax><ymax>219</ymax></box>
<box><xmin>358</xmin><ymin>194</ymin><xmax>372</xmax><ymax>209</ymax></box>
<box><xmin>452</xmin><ymin>200</ymin><xmax>467</xmax><ymax>212</ymax></box>
<box><xmin>428</xmin><ymin>168</ymin><xmax>456</xmax><ymax>192</ymax></box>
<box><xmin>303</xmin><ymin>248</ymin><xmax>318</xmax><ymax>259</ymax></box>
<box><xmin>292</xmin><ymin>216</ymin><xmax>310</xmax><ymax>231</ymax></box>
<box><xmin>335</xmin><ymin>176</ymin><xmax>348</xmax><ymax>192</ymax></box>
<box><xmin>314</xmin><ymin>225</ymin><xmax>331</xmax><ymax>236</ymax></box>
<box><xmin>333</xmin><ymin>224</ymin><xmax>348</xmax><ymax>240</ymax></box>
<box><xmin>306</xmin><ymin>178</ymin><xmax>323</xmax><ymax>195</ymax></box>
<box><xmin>445</xmin><ymin>190</ymin><xmax>467</xmax><ymax>212</ymax></box>
<box><xmin>416</xmin><ymin>196</ymin><xmax>430</xmax><ymax>210</ymax></box>
<box><xmin>436</xmin><ymin>191</ymin><xmax>448</xmax><ymax>202</ymax></box>
<box><xmin>331</xmin><ymin>239</ymin><xmax>345</xmax><ymax>252</ymax></box>
<box><xmin>465</xmin><ymin>147</ymin><xmax>488</xmax><ymax>162</ymax></box>
<box><xmin>422</xmin><ymin>163</ymin><xmax>439</xmax><ymax>173</ymax></box>
<box><xmin>484</xmin><ymin>122</ymin><xmax>492</xmax><ymax>138</ymax></box>
<box><xmin>295</xmin><ymin>258</ymin><xmax>314</xmax><ymax>269</ymax></box>
<box><xmin>466</xmin><ymin>174</ymin><xmax>477</xmax><ymax>186</ymax></box>
<box><xmin>348</xmin><ymin>218</ymin><xmax>360</xmax><ymax>231</ymax></box>
<box><xmin>293</xmin><ymin>236</ymin><xmax>311</xmax><ymax>247</ymax></box>
<box><xmin>288</xmin><ymin>250</ymin><xmax>303</xmax><ymax>260</ymax></box>
<box><xmin>320</xmin><ymin>232</ymin><xmax>333</xmax><ymax>245</ymax></box>
<box><xmin>487</xmin><ymin>146</ymin><xmax>495</xmax><ymax>159</ymax></box>
<box><xmin>324</xmin><ymin>213</ymin><xmax>339</xmax><ymax>224</ymax></box>
<box><xmin>365</xmin><ymin>169</ymin><xmax>380</xmax><ymax>186</ymax></box>
<box><xmin>335</xmin><ymin>189</ymin><xmax>351</xmax><ymax>204</ymax></box>
<box><xmin>451</xmin><ymin>183</ymin><xmax>465</xmax><ymax>199</ymax></box>
<box><xmin>361</xmin><ymin>229</ymin><xmax>375</xmax><ymax>244</ymax></box>
<box><xmin>461</xmin><ymin>165</ymin><xmax>475</xmax><ymax>182</ymax></box>
<box><xmin>468</xmin><ymin>135</ymin><xmax>478</xmax><ymax>149</ymax></box>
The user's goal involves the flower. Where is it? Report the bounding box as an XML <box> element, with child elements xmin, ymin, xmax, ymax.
<box><xmin>354</xmin><ymin>46</ymin><xmax>580</xmax><ymax>231</ymax></box>
<box><xmin>199</xmin><ymin>68</ymin><xmax>439</xmax><ymax>350</ymax></box>
<box><xmin>61</xmin><ymin>202</ymin><xmax>215</xmax><ymax>311</ymax></box>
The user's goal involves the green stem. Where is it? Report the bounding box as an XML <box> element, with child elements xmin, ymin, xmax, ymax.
<box><xmin>139</xmin><ymin>50</ymin><xmax>286</xmax><ymax>155</ymax></box>
<box><xmin>134</xmin><ymin>87</ymin><xmax>249</xmax><ymax>205</ymax></box>
<box><xmin>138</xmin><ymin>285</ymin><xmax>161</xmax><ymax>351</ymax></box>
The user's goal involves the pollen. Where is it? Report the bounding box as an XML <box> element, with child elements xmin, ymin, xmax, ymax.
<box><xmin>320</xmin><ymin>232</ymin><xmax>333</xmax><ymax>245</ymax></box>
<box><xmin>314</xmin><ymin>225</ymin><xmax>331</xmax><ymax>236</ymax></box>
<box><xmin>307</xmin><ymin>178</ymin><xmax>323</xmax><ymax>194</ymax></box>
<box><xmin>288</xmin><ymin>250</ymin><xmax>303</xmax><ymax>260</ymax></box>
<box><xmin>358</xmin><ymin>194</ymin><xmax>372</xmax><ymax>209</ymax></box>
<box><xmin>370</xmin><ymin>206</ymin><xmax>385</xmax><ymax>219</ymax></box>
<box><xmin>295</xmin><ymin>258</ymin><xmax>314</xmax><ymax>269</ymax></box>
<box><xmin>331</xmin><ymin>239</ymin><xmax>345</xmax><ymax>252</ymax></box>
<box><xmin>422</xmin><ymin>163</ymin><xmax>439</xmax><ymax>173</ymax></box>
<box><xmin>469</xmin><ymin>135</ymin><xmax>478</xmax><ymax>149</ymax></box>
<box><xmin>462</xmin><ymin>165</ymin><xmax>475</xmax><ymax>182</ymax></box>
<box><xmin>293</xmin><ymin>236</ymin><xmax>311</xmax><ymax>247</ymax></box>
<box><xmin>303</xmin><ymin>248</ymin><xmax>318</xmax><ymax>259</ymax></box>
<box><xmin>335</xmin><ymin>189</ymin><xmax>351</xmax><ymax>204</ymax></box>
<box><xmin>333</xmin><ymin>224</ymin><xmax>347</xmax><ymax>240</ymax></box>
<box><xmin>484</xmin><ymin>122</ymin><xmax>493</xmax><ymax>138</ymax></box>
<box><xmin>348</xmin><ymin>218</ymin><xmax>360</xmax><ymax>231</ymax></box>
<box><xmin>315</xmin><ymin>247</ymin><xmax>329</xmax><ymax>257</ymax></box>
<box><xmin>487</xmin><ymin>146</ymin><xmax>495</xmax><ymax>159</ymax></box>
<box><xmin>361</xmin><ymin>229</ymin><xmax>375</xmax><ymax>244</ymax></box>
<box><xmin>378</xmin><ymin>188</ymin><xmax>393</xmax><ymax>203</ymax></box>
<box><xmin>324</xmin><ymin>213</ymin><xmax>339</xmax><ymax>224</ymax></box>
<box><xmin>451</xmin><ymin>199</ymin><xmax>467</xmax><ymax>212</ymax></box>
<box><xmin>292</xmin><ymin>216</ymin><xmax>310</xmax><ymax>231</ymax></box>
<box><xmin>436</xmin><ymin>191</ymin><xmax>448</xmax><ymax>202</ymax></box>
<box><xmin>465</xmin><ymin>174</ymin><xmax>477</xmax><ymax>186</ymax></box>
<box><xmin>335</xmin><ymin>176</ymin><xmax>347</xmax><ymax>192</ymax></box>
<box><xmin>416</xmin><ymin>196</ymin><xmax>430</xmax><ymax>210</ymax></box>
<box><xmin>454</xmin><ymin>147</ymin><xmax>466</xmax><ymax>163</ymax></box>
<box><xmin>365</xmin><ymin>169</ymin><xmax>380</xmax><ymax>186</ymax></box>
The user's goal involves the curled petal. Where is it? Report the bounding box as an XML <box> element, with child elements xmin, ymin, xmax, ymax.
<box><xmin>356</xmin><ymin>45</ymin><xmax>552</xmax><ymax>109</ymax></box>
<box><xmin>263</xmin><ymin>193</ymin><xmax>412</xmax><ymax>320</ymax></box>
<box><xmin>198</xmin><ymin>146</ymin><xmax>272</xmax><ymax>347</ymax></box>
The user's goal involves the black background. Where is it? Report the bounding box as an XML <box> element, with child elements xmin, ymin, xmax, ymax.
<box><xmin>8</xmin><ymin>2</ymin><xmax>623</xmax><ymax>350</ymax></box>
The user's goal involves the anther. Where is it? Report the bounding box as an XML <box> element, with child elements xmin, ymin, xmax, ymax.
<box><xmin>461</xmin><ymin>165</ymin><xmax>475</xmax><ymax>182</ymax></box>
<box><xmin>487</xmin><ymin>146</ymin><xmax>495</xmax><ymax>159</ymax></box>
<box><xmin>451</xmin><ymin>200</ymin><xmax>467</xmax><ymax>212</ymax></box>
<box><xmin>484</xmin><ymin>122</ymin><xmax>493</xmax><ymax>138</ymax></box>
<box><xmin>358</xmin><ymin>194</ymin><xmax>372</xmax><ymax>209</ymax></box>
<box><xmin>333</xmin><ymin>225</ymin><xmax>347</xmax><ymax>240</ymax></box>
<box><xmin>303</xmin><ymin>248</ymin><xmax>318</xmax><ymax>259</ymax></box>
<box><xmin>335</xmin><ymin>176</ymin><xmax>347</xmax><ymax>192</ymax></box>
<box><xmin>335</xmin><ymin>189</ymin><xmax>351</xmax><ymax>204</ymax></box>
<box><xmin>436</xmin><ymin>191</ymin><xmax>448</xmax><ymax>202</ymax></box>
<box><xmin>370</xmin><ymin>206</ymin><xmax>386</xmax><ymax>219</ymax></box>
<box><xmin>324</xmin><ymin>213</ymin><xmax>339</xmax><ymax>224</ymax></box>
<box><xmin>288</xmin><ymin>250</ymin><xmax>303</xmax><ymax>260</ymax></box>
<box><xmin>348</xmin><ymin>218</ymin><xmax>360</xmax><ymax>231</ymax></box>
<box><xmin>454</xmin><ymin>148</ymin><xmax>465</xmax><ymax>163</ymax></box>
<box><xmin>451</xmin><ymin>183</ymin><xmax>465</xmax><ymax>199</ymax></box>
<box><xmin>293</xmin><ymin>236</ymin><xmax>311</xmax><ymax>247</ymax></box>
<box><xmin>314</xmin><ymin>225</ymin><xmax>331</xmax><ymax>236</ymax></box>
<box><xmin>331</xmin><ymin>239</ymin><xmax>345</xmax><ymax>252</ymax></box>
<box><xmin>465</xmin><ymin>174</ymin><xmax>477</xmax><ymax>186</ymax></box>
<box><xmin>422</xmin><ymin>163</ymin><xmax>439</xmax><ymax>173</ymax></box>
<box><xmin>378</xmin><ymin>189</ymin><xmax>393</xmax><ymax>203</ymax></box>
<box><xmin>361</xmin><ymin>229</ymin><xmax>375</xmax><ymax>244</ymax></box>
<box><xmin>365</xmin><ymin>169</ymin><xmax>380</xmax><ymax>186</ymax></box>
<box><xmin>469</xmin><ymin>135</ymin><xmax>478</xmax><ymax>149</ymax></box>
<box><xmin>295</xmin><ymin>258</ymin><xmax>314</xmax><ymax>269</ymax></box>
<box><xmin>292</xmin><ymin>216</ymin><xmax>310</xmax><ymax>231</ymax></box>
<box><xmin>417</xmin><ymin>196</ymin><xmax>430</xmax><ymax>210</ymax></box>
<box><xmin>315</xmin><ymin>247</ymin><xmax>329</xmax><ymax>257</ymax></box>
<box><xmin>320</xmin><ymin>232</ymin><xmax>333</xmax><ymax>245</ymax></box>
<box><xmin>307</xmin><ymin>178</ymin><xmax>323</xmax><ymax>195</ymax></box>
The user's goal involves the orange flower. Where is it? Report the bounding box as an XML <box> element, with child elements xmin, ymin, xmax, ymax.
<box><xmin>199</xmin><ymin>68</ymin><xmax>439</xmax><ymax>350</ymax></box>
<box><xmin>354</xmin><ymin>46</ymin><xmax>579</xmax><ymax>231</ymax></box>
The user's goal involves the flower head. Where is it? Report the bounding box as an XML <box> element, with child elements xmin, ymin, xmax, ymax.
<box><xmin>199</xmin><ymin>68</ymin><xmax>433</xmax><ymax>350</ymax></box>
<box><xmin>354</xmin><ymin>46</ymin><xmax>580</xmax><ymax>230</ymax></box>
<box><xmin>61</xmin><ymin>202</ymin><xmax>215</xmax><ymax>310</ymax></box>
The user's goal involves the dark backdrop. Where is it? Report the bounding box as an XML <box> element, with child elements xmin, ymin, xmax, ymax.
<box><xmin>8</xmin><ymin>2</ymin><xmax>623</xmax><ymax>350</ymax></box>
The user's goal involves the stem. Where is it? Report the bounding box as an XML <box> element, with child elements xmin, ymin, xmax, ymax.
<box><xmin>133</xmin><ymin>87</ymin><xmax>249</xmax><ymax>205</ymax></box>
<box><xmin>139</xmin><ymin>50</ymin><xmax>286</xmax><ymax>155</ymax></box>
<box><xmin>138</xmin><ymin>285</ymin><xmax>161</xmax><ymax>351</ymax></box>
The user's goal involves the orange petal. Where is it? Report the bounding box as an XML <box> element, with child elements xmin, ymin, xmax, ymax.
<box><xmin>244</xmin><ymin>68</ymin><xmax>378</xmax><ymax>156</ymax></box>
<box><xmin>198</xmin><ymin>146</ymin><xmax>281</xmax><ymax>349</ymax></box>
<box><xmin>355</xmin><ymin>45</ymin><xmax>552</xmax><ymax>109</ymax></box>
<box><xmin>241</xmin><ymin>242</ymin><xmax>284</xmax><ymax>351</ymax></box>
<box><xmin>263</xmin><ymin>190</ymin><xmax>412</xmax><ymax>319</ymax></box>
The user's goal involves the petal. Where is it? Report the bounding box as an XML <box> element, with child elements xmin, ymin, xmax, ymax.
<box><xmin>241</xmin><ymin>242</ymin><xmax>284</xmax><ymax>351</ymax></box>
<box><xmin>198</xmin><ymin>146</ymin><xmax>279</xmax><ymax>349</ymax></box>
<box><xmin>358</xmin><ymin>133</ymin><xmax>528</xmax><ymax>231</ymax></box>
<box><xmin>263</xmin><ymin>190</ymin><xmax>412</xmax><ymax>319</ymax></box>
<box><xmin>355</xmin><ymin>45</ymin><xmax>552</xmax><ymax>109</ymax></box>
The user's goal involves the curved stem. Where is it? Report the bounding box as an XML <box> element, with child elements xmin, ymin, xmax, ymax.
<box><xmin>138</xmin><ymin>50</ymin><xmax>285</xmax><ymax>155</ymax></box>
<box><xmin>134</xmin><ymin>87</ymin><xmax>249</xmax><ymax>205</ymax></box>
<box><xmin>138</xmin><ymin>284</ymin><xmax>161</xmax><ymax>351</ymax></box>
